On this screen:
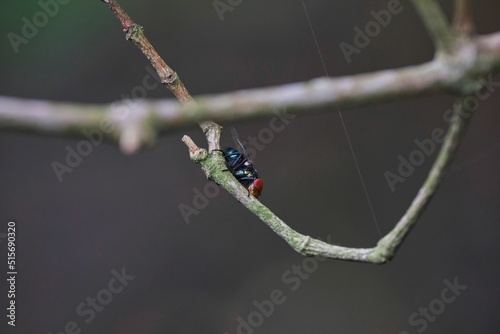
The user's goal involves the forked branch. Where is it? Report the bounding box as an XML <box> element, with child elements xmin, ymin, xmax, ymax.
<box><xmin>103</xmin><ymin>0</ymin><xmax>486</xmax><ymax>262</ymax></box>
<box><xmin>185</xmin><ymin>95</ymin><xmax>472</xmax><ymax>262</ymax></box>
<box><xmin>0</xmin><ymin>0</ymin><xmax>495</xmax><ymax>262</ymax></box>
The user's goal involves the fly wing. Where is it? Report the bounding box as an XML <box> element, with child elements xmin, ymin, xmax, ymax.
<box><xmin>230</xmin><ymin>127</ymin><xmax>256</xmax><ymax>165</ymax></box>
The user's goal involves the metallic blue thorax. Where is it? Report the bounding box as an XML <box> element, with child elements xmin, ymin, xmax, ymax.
<box><xmin>222</xmin><ymin>148</ymin><xmax>259</xmax><ymax>187</ymax></box>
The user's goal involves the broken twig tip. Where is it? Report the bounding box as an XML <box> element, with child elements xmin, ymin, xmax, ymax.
<box><xmin>182</xmin><ymin>135</ymin><xmax>207</xmax><ymax>162</ymax></box>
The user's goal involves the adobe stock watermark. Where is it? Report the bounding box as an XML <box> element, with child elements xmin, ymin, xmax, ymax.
<box><xmin>178</xmin><ymin>107</ymin><xmax>296</xmax><ymax>224</ymax></box>
<box><xmin>224</xmin><ymin>235</ymin><xmax>332</xmax><ymax>334</ymax></box>
<box><xmin>51</xmin><ymin>65</ymin><xmax>162</xmax><ymax>183</ymax></box>
<box><xmin>48</xmin><ymin>267</ymin><xmax>135</xmax><ymax>334</ymax></box>
<box><xmin>399</xmin><ymin>277</ymin><xmax>467</xmax><ymax>334</ymax></box>
<box><xmin>384</xmin><ymin>74</ymin><xmax>500</xmax><ymax>192</ymax></box>
<box><xmin>213</xmin><ymin>0</ymin><xmax>244</xmax><ymax>21</ymax></box>
<box><xmin>7</xmin><ymin>0</ymin><xmax>73</xmax><ymax>54</ymax></box>
<box><xmin>339</xmin><ymin>0</ymin><xmax>404</xmax><ymax>64</ymax></box>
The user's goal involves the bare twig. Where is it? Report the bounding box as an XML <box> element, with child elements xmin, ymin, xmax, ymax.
<box><xmin>100</xmin><ymin>0</ymin><xmax>221</xmax><ymax>152</ymax></box>
<box><xmin>412</xmin><ymin>0</ymin><xmax>456</xmax><ymax>53</ymax></box>
<box><xmin>100</xmin><ymin>0</ymin><xmax>191</xmax><ymax>103</ymax></box>
<box><xmin>184</xmin><ymin>96</ymin><xmax>474</xmax><ymax>262</ymax></box>
<box><xmin>453</xmin><ymin>0</ymin><xmax>475</xmax><ymax>36</ymax></box>
<box><xmin>1</xmin><ymin>30</ymin><xmax>500</xmax><ymax>139</ymax></box>
<box><xmin>0</xmin><ymin>0</ymin><xmax>496</xmax><ymax>262</ymax></box>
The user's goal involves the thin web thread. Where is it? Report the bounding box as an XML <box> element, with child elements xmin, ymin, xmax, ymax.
<box><xmin>301</xmin><ymin>0</ymin><xmax>381</xmax><ymax>236</ymax></box>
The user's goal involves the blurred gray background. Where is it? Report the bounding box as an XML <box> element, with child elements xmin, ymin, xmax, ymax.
<box><xmin>0</xmin><ymin>0</ymin><xmax>499</xmax><ymax>333</ymax></box>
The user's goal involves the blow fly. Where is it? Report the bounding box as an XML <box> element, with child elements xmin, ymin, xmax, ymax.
<box><xmin>219</xmin><ymin>128</ymin><xmax>263</xmax><ymax>198</ymax></box>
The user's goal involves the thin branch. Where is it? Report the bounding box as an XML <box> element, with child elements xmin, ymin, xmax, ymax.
<box><xmin>184</xmin><ymin>96</ymin><xmax>474</xmax><ymax>263</ymax></box>
<box><xmin>0</xmin><ymin>0</ymin><xmax>495</xmax><ymax>262</ymax></box>
<box><xmin>412</xmin><ymin>0</ymin><xmax>456</xmax><ymax>53</ymax></box>
<box><xmin>100</xmin><ymin>0</ymin><xmax>191</xmax><ymax>103</ymax></box>
<box><xmin>453</xmin><ymin>0</ymin><xmax>475</xmax><ymax>36</ymax></box>
<box><xmin>178</xmin><ymin>2</ymin><xmax>488</xmax><ymax>262</ymax></box>
<box><xmin>370</xmin><ymin>98</ymin><xmax>473</xmax><ymax>261</ymax></box>
<box><xmin>1</xmin><ymin>31</ymin><xmax>500</xmax><ymax>141</ymax></box>
<box><xmin>100</xmin><ymin>0</ymin><xmax>221</xmax><ymax>152</ymax></box>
